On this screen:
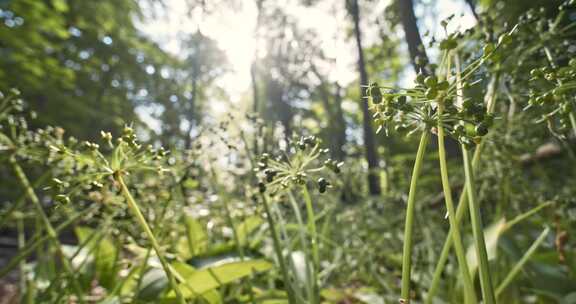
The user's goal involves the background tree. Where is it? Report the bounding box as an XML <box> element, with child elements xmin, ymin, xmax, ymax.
<box><xmin>0</xmin><ymin>0</ymin><xmax>179</xmax><ymax>140</ymax></box>
<box><xmin>347</xmin><ymin>0</ymin><xmax>381</xmax><ymax>195</ymax></box>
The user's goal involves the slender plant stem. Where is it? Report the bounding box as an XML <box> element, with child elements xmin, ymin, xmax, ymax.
<box><xmin>260</xmin><ymin>193</ymin><xmax>296</xmax><ymax>304</ymax></box>
<box><xmin>436</xmin><ymin>103</ymin><xmax>478</xmax><ymax>304</ymax></box>
<box><xmin>462</xmin><ymin>147</ymin><xmax>496</xmax><ymax>304</ymax></box>
<box><xmin>114</xmin><ymin>172</ymin><xmax>186</xmax><ymax>304</ymax></box>
<box><xmin>301</xmin><ymin>186</ymin><xmax>319</xmax><ymax>270</ymax></box>
<box><xmin>504</xmin><ymin>201</ymin><xmax>553</xmax><ymax>231</ymax></box>
<box><xmin>10</xmin><ymin>156</ymin><xmax>86</xmax><ymax>304</ymax></box>
<box><xmin>495</xmin><ymin>227</ymin><xmax>550</xmax><ymax>297</ymax></box>
<box><xmin>400</xmin><ymin>131</ymin><xmax>429</xmax><ymax>303</ymax></box>
<box><xmin>288</xmin><ymin>191</ymin><xmax>315</xmax><ymax>304</ymax></box>
<box><xmin>427</xmin><ymin>69</ymin><xmax>500</xmax><ymax>303</ymax></box>
<box><xmin>301</xmin><ymin>185</ymin><xmax>320</xmax><ymax>304</ymax></box>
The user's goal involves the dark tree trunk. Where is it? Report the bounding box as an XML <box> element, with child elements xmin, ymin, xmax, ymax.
<box><xmin>350</xmin><ymin>0</ymin><xmax>381</xmax><ymax>195</ymax></box>
<box><xmin>398</xmin><ymin>0</ymin><xmax>429</xmax><ymax>74</ymax></box>
<box><xmin>399</xmin><ymin>0</ymin><xmax>461</xmax><ymax>157</ymax></box>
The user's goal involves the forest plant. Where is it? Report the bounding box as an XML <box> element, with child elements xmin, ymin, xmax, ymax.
<box><xmin>255</xmin><ymin>135</ymin><xmax>340</xmax><ymax>304</ymax></box>
<box><xmin>367</xmin><ymin>17</ymin><xmax>520</xmax><ymax>303</ymax></box>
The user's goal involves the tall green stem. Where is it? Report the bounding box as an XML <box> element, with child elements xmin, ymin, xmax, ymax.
<box><xmin>427</xmin><ymin>68</ymin><xmax>500</xmax><ymax>303</ymax></box>
<box><xmin>288</xmin><ymin>191</ymin><xmax>315</xmax><ymax>304</ymax></box>
<box><xmin>260</xmin><ymin>194</ymin><xmax>296</xmax><ymax>304</ymax></box>
<box><xmin>114</xmin><ymin>172</ymin><xmax>186</xmax><ymax>304</ymax></box>
<box><xmin>426</xmin><ymin>144</ymin><xmax>482</xmax><ymax>302</ymax></box>
<box><xmin>400</xmin><ymin>131</ymin><xmax>429</xmax><ymax>303</ymax></box>
<box><xmin>436</xmin><ymin>103</ymin><xmax>478</xmax><ymax>303</ymax></box>
<box><xmin>301</xmin><ymin>185</ymin><xmax>320</xmax><ymax>304</ymax></box>
<box><xmin>462</xmin><ymin>147</ymin><xmax>496</xmax><ymax>304</ymax></box>
<box><xmin>10</xmin><ymin>156</ymin><xmax>85</xmax><ymax>304</ymax></box>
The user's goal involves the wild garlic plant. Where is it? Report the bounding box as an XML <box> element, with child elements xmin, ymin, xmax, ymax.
<box><xmin>0</xmin><ymin>91</ymin><xmax>187</xmax><ymax>303</ymax></box>
<box><xmin>254</xmin><ymin>135</ymin><xmax>341</xmax><ymax>304</ymax></box>
<box><xmin>367</xmin><ymin>17</ymin><xmax>520</xmax><ymax>303</ymax></box>
<box><xmin>83</xmin><ymin>128</ymin><xmax>187</xmax><ymax>303</ymax></box>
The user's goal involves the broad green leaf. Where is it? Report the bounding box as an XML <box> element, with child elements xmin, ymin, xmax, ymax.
<box><xmin>466</xmin><ymin>217</ymin><xmax>506</xmax><ymax>276</ymax></box>
<box><xmin>169</xmin><ymin>259</ymin><xmax>273</xmax><ymax>298</ymax></box>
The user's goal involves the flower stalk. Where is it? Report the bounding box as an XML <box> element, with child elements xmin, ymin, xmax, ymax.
<box><xmin>400</xmin><ymin>130</ymin><xmax>429</xmax><ymax>303</ymax></box>
<box><xmin>114</xmin><ymin>171</ymin><xmax>186</xmax><ymax>304</ymax></box>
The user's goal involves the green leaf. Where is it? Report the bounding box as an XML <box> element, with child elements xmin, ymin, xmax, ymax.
<box><xmin>168</xmin><ymin>259</ymin><xmax>273</xmax><ymax>298</ymax></box>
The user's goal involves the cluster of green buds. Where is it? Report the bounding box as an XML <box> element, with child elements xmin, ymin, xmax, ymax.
<box><xmin>526</xmin><ymin>59</ymin><xmax>576</xmax><ymax>138</ymax></box>
<box><xmin>366</xmin><ymin>21</ymin><xmax>517</xmax><ymax>146</ymax></box>
<box><xmin>119</xmin><ymin>125</ymin><xmax>141</xmax><ymax>150</ymax></box>
<box><xmin>255</xmin><ymin>135</ymin><xmax>341</xmax><ymax>194</ymax></box>
<box><xmin>368</xmin><ymin>77</ymin><xmax>492</xmax><ymax>146</ymax></box>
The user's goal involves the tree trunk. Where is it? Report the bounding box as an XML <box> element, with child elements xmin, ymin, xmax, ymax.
<box><xmin>464</xmin><ymin>0</ymin><xmax>480</xmax><ymax>21</ymax></box>
<box><xmin>398</xmin><ymin>0</ymin><xmax>429</xmax><ymax>74</ymax></box>
<box><xmin>399</xmin><ymin>0</ymin><xmax>460</xmax><ymax>157</ymax></box>
<box><xmin>350</xmin><ymin>0</ymin><xmax>381</xmax><ymax>195</ymax></box>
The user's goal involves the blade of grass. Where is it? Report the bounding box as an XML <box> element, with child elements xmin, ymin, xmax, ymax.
<box><xmin>495</xmin><ymin>227</ymin><xmax>550</xmax><ymax>297</ymax></box>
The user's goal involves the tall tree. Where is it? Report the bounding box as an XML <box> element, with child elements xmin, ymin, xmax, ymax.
<box><xmin>347</xmin><ymin>0</ymin><xmax>381</xmax><ymax>195</ymax></box>
<box><xmin>397</xmin><ymin>0</ymin><xmax>429</xmax><ymax>74</ymax></box>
